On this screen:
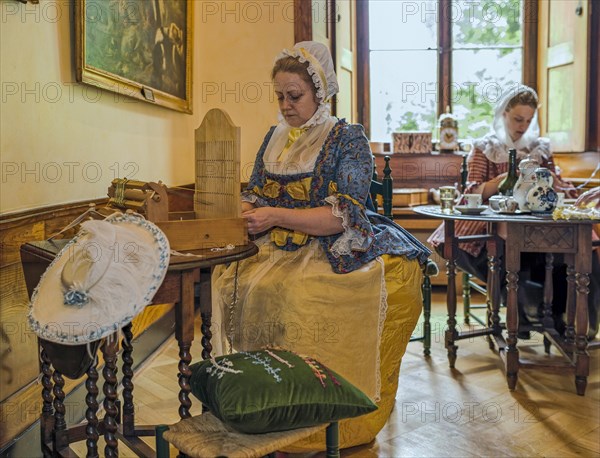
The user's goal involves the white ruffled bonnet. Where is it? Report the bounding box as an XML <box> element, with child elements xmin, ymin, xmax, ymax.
<box><xmin>275</xmin><ymin>41</ymin><xmax>339</xmax><ymax>128</ymax></box>
<box><xmin>277</xmin><ymin>41</ymin><xmax>339</xmax><ymax>102</ymax></box>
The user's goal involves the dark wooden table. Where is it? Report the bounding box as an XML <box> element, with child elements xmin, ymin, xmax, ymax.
<box><xmin>21</xmin><ymin>240</ymin><xmax>258</xmax><ymax>457</ymax></box>
<box><xmin>413</xmin><ymin>205</ymin><xmax>598</xmax><ymax>395</ymax></box>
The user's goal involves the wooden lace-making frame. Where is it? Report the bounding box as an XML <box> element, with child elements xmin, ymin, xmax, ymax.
<box><xmin>105</xmin><ymin>109</ymin><xmax>248</xmax><ymax>251</ymax></box>
<box><xmin>155</xmin><ymin>108</ymin><xmax>248</xmax><ymax>250</ymax></box>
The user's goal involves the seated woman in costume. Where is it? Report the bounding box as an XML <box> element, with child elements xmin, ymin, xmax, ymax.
<box><xmin>212</xmin><ymin>41</ymin><xmax>430</xmax><ymax>450</ymax></box>
<box><xmin>428</xmin><ymin>85</ymin><xmax>599</xmax><ymax>339</ymax></box>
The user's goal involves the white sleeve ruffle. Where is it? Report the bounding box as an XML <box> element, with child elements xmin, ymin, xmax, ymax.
<box><xmin>242</xmin><ymin>193</ymin><xmax>259</xmax><ymax>204</ymax></box>
<box><xmin>325</xmin><ymin>195</ymin><xmax>370</xmax><ymax>257</ymax></box>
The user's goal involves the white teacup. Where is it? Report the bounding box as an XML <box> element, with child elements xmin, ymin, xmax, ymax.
<box><xmin>499</xmin><ymin>196</ymin><xmax>518</xmax><ymax>213</ymax></box>
<box><xmin>463</xmin><ymin>193</ymin><xmax>482</xmax><ymax>208</ymax></box>
<box><xmin>488</xmin><ymin>195</ymin><xmax>504</xmax><ymax>211</ymax></box>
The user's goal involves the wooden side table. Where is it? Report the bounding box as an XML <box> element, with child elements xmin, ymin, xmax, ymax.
<box><xmin>413</xmin><ymin>205</ymin><xmax>598</xmax><ymax>395</ymax></box>
<box><xmin>21</xmin><ymin>241</ymin><xmax>258</xmax><ymax>457</ymax></box>
<box><xmin>502</xmin><ymin>219</ymin><xmax>594</xmax><ymax>395</ymax></box>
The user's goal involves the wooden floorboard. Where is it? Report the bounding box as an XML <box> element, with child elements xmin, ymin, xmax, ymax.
<box><xmin>69</xmin><ymin>288</ymin><xmax>600</xmax><ymax>457</ymax></box>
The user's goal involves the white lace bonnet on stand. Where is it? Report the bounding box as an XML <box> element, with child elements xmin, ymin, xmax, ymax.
<box><xmin>28</xmin><ymin>212</ymin><xmax>170</xmax><ymax>345</ymax></box>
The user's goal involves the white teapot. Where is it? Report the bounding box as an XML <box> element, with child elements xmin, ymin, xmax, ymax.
<box><xmin>513</xmin><ymin>154</ymin><xmax>539</xmax><ymax>211</ymax></box>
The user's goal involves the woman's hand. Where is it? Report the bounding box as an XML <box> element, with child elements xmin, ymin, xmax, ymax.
<box><xmin>241</xmin><ymin>201</ymin><xmax>256</xmax><ymax>213</ymax></box>
<box><xmin>242</xmin><ymin>206</ymin><xmax>344</xmax><ymax>236</ymax></box>
<box><xmin>574</xmin><ymin>187</ymin><xmax>600</xmax><ymax>209</ymax></box>
<box><xmin>480</xmin><ymin>172</ymin><xmax>507</xmax><ymax>200</ymax></box>
<box><xmin>242</xmin><ymin>207</ymin><xmax>278</xmax><ymax>234</ymax></box>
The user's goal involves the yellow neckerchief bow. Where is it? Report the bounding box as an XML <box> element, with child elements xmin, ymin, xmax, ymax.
<box><xmin>278</xmin><ymin>127</ymin><xmax>309</xmax><ymax>161</ymax></box>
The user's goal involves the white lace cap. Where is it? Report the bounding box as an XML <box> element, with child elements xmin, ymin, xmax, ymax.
<box><xmin>277</xmin><ymin>41</ymin><xmax>339</xmax><ymax>102</ymax></box>
<box><xmin>28</xmin><ymin>212</ymin><xmax>170</xmax><ymax>345</ymax></box>
<box><xmin>276</xmin><ymin>41</ymin><xmax>339</xmax><ymax>129</ymax></box>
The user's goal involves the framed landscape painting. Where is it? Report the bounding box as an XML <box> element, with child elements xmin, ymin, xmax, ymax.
<box><xmin>76</xmin><ymin>0</ymin><xmax>193</xmax><ymax>113</ymax></box>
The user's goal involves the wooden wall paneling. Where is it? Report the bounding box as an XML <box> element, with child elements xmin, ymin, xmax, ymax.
<box><xmin>0</xmin><ymin>262</ymin><xmax>40</xmax><ymax>399</ymax></box>
<box><xmin>438</xmin><ymin>1</ymin><xmax>452</xmax><ymax>115</ymax></box>
<box><xmin>311</xmin><ymin>0</ymin><xmax>331</xmax><ymax>47</ymax></box>
<box><xmin>538</xmin><ymin>0</ymin><xmax>588</xmax><ymax>152</ymax></box>
<box><xmin>334</xmin><ymin>0</ymin><xmax>357</xmax><ymax>122</ymax></box>
<box><xmin>522</xmin><ymin>0</ymin><xmax>538</xmax><ymax>88</ymax></box>
<box><xmin>554</xmin><ymin>151</ymin><xmax>600</xmax><ymax>189</ymax></box>
<box><xmin>294</xmin><ymin>0</ymin><xmax>313</xmax><ymax>43</ymax></box>
<box><xmin>356</xmin><ymin>0</ymin><xmax>370</xmax><ymax>137</ymax></box>
<box><xmin>373</xmin><ymin>153</ymin><xmax>463</xmax><ymax>191</ymax></box>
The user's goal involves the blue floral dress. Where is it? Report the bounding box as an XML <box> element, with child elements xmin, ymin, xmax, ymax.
<box><xmin>244</xmin><ymin>119</ymin><xmax>430</xmax><ymax>272</ymax></box>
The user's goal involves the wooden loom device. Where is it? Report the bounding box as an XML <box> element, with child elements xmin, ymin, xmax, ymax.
<box><xmin>107</xmin><ymin>179</ymin><xmax>169</xmax><ymax>222</ymax></box>
<box><xmin>109</xmin><ymin>109</ymin><xmax>247</xmax><ymax>250</ymax></box>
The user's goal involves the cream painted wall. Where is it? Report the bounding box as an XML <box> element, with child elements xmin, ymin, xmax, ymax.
<box><xmin>0</xmin><ymin>0</ymin><xmax>294</xmax><ymax>214</ymax></box>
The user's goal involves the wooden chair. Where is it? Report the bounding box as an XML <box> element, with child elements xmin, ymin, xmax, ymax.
<box><xmin>370</xmin><ymin>155</ymin><xmax>436</xmax><ymax>357</ymax></box>
<box><xmin>456</xmin><ymin>154</ymin><xmax>494</xmax><ymax>326</ymax></box>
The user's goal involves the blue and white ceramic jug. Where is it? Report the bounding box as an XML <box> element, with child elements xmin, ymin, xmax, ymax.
<box><xmin>526</xmin><ymin>167</ymin><xmax>558</xmax><ymax>214</ymax></box>
<box><xmin>513</xmin><ymin>154</ymin><xmax>539</xmax><ymax>211</ymax></box>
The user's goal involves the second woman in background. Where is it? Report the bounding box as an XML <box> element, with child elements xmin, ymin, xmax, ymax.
<box><xmin>429</xmin><ymin>85</ymin><xmax>598</xmax><ymax>339</ymax></box>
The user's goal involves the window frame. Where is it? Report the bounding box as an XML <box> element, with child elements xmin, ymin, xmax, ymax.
<box><xmin>296</xmin><ymin>0</ymin><xmax>597</xmax><ymax>152</ymax></box>
<box><xmin>357</xmin><ymin>0</ymin><xmax>538</xmax><ymax>139</ymax></box>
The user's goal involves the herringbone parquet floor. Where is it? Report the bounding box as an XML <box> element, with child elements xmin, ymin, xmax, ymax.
<box><xmin>72</xmin><ymin>288</ymin><xmax>600</xmax><ymax>457</ymax></box>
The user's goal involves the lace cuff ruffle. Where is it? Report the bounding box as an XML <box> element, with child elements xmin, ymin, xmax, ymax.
<box><xmin>242</xmin><ymin>194</ymin><xmax>257</xmax><ymax>203</ymax></box>
<box><xmin>325</xmin><ymin>195</ymin><xmax>369</xmax><ymax>257</ymax></box>
<box><xmin>242</xmin><ymin>191</ymin><xmax>267</xmax><ymax>207</ymax></box>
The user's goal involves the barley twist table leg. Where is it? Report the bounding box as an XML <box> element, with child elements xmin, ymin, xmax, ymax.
<box><xmin>85</xmin><ymin>357</ymin><xmax>99</xmax><ymax>458</ymax></box>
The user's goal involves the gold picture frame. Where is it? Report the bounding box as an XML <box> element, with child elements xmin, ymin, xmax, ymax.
<box><xmin>75</xmin><ymin>0</ymin><xmax>193</xmax><ymax>114</ymax></box>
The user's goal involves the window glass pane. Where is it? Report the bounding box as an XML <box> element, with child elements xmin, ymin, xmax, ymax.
<box><xmin>369</xmin><ymin>50</ymin><xmax>438</xmax><ymax>142</ymax></box>
<box><xmin>369</xmin><ymin>0</ymin><xmax>437</xmax><ymax>50</ymax></box>
<box><xmin>453</xmin><ymin>0</ymin><xmax>522</xmax><ymax>49</ymax></box>
<box><xmin>451</xmin><ymin>48</ymin><xmax>522</xmax><ymax>140</ymax></box>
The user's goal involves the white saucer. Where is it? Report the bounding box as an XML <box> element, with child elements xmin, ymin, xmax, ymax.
<box><xmin>455</xmin><ymin>205</ymin><xmax>487</xmax><ymax>215</ymax></box>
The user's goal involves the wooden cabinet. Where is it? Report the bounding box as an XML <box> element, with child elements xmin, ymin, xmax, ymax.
<box><xmin>373</xmin><ymin>152</ymin><xmax>463</xmax><ymax>190</ymax></box>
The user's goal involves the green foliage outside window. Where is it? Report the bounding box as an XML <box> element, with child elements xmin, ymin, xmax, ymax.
<box><xmin>375</xmin><ymin>0</ymin><xmax>524</xmax><ymax>142</ymax></box>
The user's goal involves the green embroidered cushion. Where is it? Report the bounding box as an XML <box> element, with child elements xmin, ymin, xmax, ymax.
<box><xmin>189</xmin><ymin>349</ymin><xmax>377</xmax><ymax>434</ymax></box>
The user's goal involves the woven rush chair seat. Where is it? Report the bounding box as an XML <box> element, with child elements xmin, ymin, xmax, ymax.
<box><xmin>159</xmin><ymin>412</ymin><xmax>329</xmax><ymax>458</ymax></box>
